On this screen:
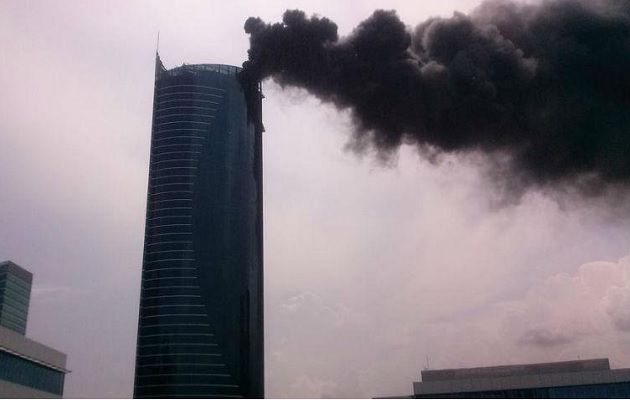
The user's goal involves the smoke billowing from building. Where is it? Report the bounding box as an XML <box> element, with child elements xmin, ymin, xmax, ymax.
<box><xmin>241</xmin><ymin>0</ymin><xmax>630</xmax><ymax>199</ymax></box>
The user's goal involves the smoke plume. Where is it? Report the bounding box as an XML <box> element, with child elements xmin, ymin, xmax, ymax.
<box><xmin>241</xmin><ymin>0</ymin><xmax>630</xmax><ymax>198</ymax></box>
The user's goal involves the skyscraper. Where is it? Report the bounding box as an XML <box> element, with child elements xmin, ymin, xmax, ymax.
<box><xmin>134</xmin><ymin>54</ymin><xmax>264</xmax><ymax>398</ymax></box>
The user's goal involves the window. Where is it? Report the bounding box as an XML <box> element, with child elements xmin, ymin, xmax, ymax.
<box><xmin>0</xmin><ymin>350</ymin><xmax>64</xmax><ymax>395</ymax></box>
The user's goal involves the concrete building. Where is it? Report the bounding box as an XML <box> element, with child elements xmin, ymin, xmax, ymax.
<box><xmin>0</xmin><ymin>261</ymin><xmax>68</xmax><ymax>398</ymax></box>
<box><xmin>134</xmin><ymin>54</ymin><xmax>264</xmax><ymax>398</ymax></box>
<box><xmin>413</xmin><ymin>358</ymin><xmax>630</xmax><ymax>398</ymax></box>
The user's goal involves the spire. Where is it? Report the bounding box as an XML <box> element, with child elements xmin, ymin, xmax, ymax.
<box><xmin>154</xmin><ymin>37</ymin><xmax>166</xmax><ymax>81</ymax></box>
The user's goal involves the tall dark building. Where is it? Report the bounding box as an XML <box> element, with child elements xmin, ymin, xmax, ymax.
<box><xmin>134</xmin><ymin>54</ymin><xmax>264</xmax><ymax>398</ymax></box>
<box><xmin>0</xmin><ymin>260</ymin><xmax>32</xmax><ymax>335</ymax></box>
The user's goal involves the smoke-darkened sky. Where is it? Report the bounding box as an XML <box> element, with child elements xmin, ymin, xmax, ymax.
<box><xmin>242</xmin><ymin>0</ymin><xmax>630</xmax><ymax>200</ymax></box>
<box><xmin>0</xmin><ymin>0</ymin><xmax>629</xmax><ymax>398</ymax></box>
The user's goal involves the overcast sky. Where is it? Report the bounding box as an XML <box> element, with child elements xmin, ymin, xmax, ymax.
<box><xmin>1</xmin><ymin>0</ymin><xmax>629</xmax><ymax>398</ymax></box>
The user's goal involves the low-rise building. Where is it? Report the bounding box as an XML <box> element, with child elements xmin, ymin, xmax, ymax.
<box><xmin>413</xmin><ymin>358</ymin><xmax>630</xmax><ymax>398</ymax></box>
<box><xmin>0</xmin><ymin>261</ymin><xmax>68</xmax><ymax>398</ymax></box>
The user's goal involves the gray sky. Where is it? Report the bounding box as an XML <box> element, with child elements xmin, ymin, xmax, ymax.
<box><xmin>0</xmin><ymin>0</ymin><xmax>629</xmax><ymax>398</ymax></box>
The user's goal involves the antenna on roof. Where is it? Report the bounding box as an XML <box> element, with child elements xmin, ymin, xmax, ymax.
<box><xmin>423</xmin><ymin>355</ymin><xmax>430</xmax><ymax>371</ymax></box>
<box><xmin>156</xmin><ymin>31</ymin><xmax>160</xmax><ymax>54</ymax></box>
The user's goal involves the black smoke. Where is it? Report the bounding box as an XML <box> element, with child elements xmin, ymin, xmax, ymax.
<box><xmin>241</xmin><ymin>0</ymin><xmax>630</xmax><ymax>198</ymax></box>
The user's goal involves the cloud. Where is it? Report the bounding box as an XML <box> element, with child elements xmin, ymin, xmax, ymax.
<box><xmin>518</xmin><ymin>327</ymin><xmax>575</xmax><ymax>348</ymax></box>
<box><xmin>502</xmin><ymin>256</ymin><xmax>630</xmax><ymax>354</ymax></box>
<box><xmin>265</xmin><ymin>255</ymin><xmax>630</xmax><ymax>397</ymax></box>
<box><xmin>605</xmin><ymin>286</ymin><xmax>630</xmax><ymax>332</ymax></box>
<box><xmin>597</xmin><ymin>257</ymin><xmax>630</xmax><ymax>332</ymax></box>
<box><xmin>30</xmin><ymin>285</ymin><xmax>89</xmax><ymax>299</ymax></box>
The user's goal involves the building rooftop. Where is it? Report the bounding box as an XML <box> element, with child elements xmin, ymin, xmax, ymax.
<box><xmin>156</xmin><ymin>53</ymin><xmax>241</xmax><ymax>77</ymax></box>
<box><xmin>421</xmin><ymin>358</ymin><xmax>611</xmax><ymax>382</ymax></box>
<box><xmin>0</xmin><ymin>260</ymin><xmax>33</xmax><ymax>284</ymax></box>
<box><xmin>414</xmin><ymin>359</ymin><xmax>630</xmax><ymax>397</ymax></box>
<box><xmin>0</xmin><ymin>325</ymin><xmax>68</xmax><ymax>373</ymax></box>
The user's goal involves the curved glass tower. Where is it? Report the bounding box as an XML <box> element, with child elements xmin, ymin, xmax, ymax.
<box><xmin>134</xmin><ymin>54</ymin><xmax>264</xmax><ymax>398</ymax></box>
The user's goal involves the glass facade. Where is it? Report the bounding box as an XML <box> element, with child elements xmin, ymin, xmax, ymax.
<box><xmin>134</xmin><ymin>55</ymin><xmax>264</xmax><ymax>398</ymax></box>
<box><xmin>416</xmin><ymin>382</ymin><xmax>630</xmax><ymax>398</ymax></box>
<box><xmin>0</xmin><ymin>261</ymin><xmax>32</xmax><ymax>335</ymax></box>
<box><xmin>0</xmin><ymin>350</ymin><xmax>65</xmax><ymax>395</ymax></box>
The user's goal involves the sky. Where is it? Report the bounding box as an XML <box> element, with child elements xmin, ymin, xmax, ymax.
<box><xmin>0</xmin><ymin>0</ymin><xmax>629</xmax><ymax>398</ymax></box>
